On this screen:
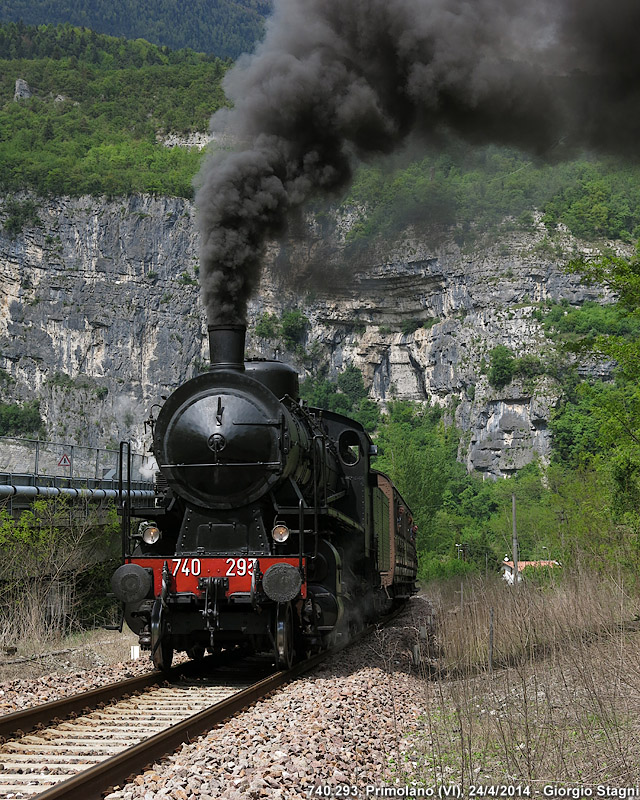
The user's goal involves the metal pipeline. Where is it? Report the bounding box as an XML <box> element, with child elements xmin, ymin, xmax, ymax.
<box><xmin>0</xmin><ymin>485</ymin><xmax>155</xmax><ymax>500</ymax></box>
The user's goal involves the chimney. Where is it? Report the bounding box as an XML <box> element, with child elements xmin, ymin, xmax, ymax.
<box><xmin>208</xmin><ymin>324</ymin><xmax>246</xmax><ymax>371</ymax></box>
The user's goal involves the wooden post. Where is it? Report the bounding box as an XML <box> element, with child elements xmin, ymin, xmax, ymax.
<box><xmin>489</xmin><ymin>607</ymin><xmax>494</xmax><ymax>675</ymax></box>
<box><xmin>512</xmin><ymin>493</ymin><xmax>519</xmax><ymax>588</ymax></box>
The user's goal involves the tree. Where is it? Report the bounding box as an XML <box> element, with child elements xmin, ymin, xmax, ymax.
<box><xmin>254</xmin><ymin>312</ymin><xmax>280</xmax><ymax>339</ymax></box>
<box><xmin>336</xmin><ymin>365</ymin><xmax>368</xmax><ymax>405</ymax></box>
<box><xmin>566</xmin><ymin>244</ymin><xmax>640</xmax><ymax>520</ymax></box>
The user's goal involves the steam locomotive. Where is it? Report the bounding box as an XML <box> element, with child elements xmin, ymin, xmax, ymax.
<box><xmin>111</xmin><ymin>325</ymin><xmax>418</xmax><ymax>670</ymax></box>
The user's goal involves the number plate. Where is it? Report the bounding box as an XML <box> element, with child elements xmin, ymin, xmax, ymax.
<box><xmin>128</xmin><ymin>556</ymin><xmax>307</xmax><ymax>598</ymax></box>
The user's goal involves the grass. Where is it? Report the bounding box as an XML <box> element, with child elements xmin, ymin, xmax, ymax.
<box><xmin>401</xmin><ymin>571</ymin><xmax>640</xmax><ymax>785</ymax></box>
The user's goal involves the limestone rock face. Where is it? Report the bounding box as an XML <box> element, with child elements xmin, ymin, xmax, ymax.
<box><xmin>14</xmin><ymin>79</ymin><xmax>32</xmax><ymax>101</ymax></box>
<box><xmin>0</xmin><ymin>193</ymin><xmax>614</xmax><ymax>475</ymax></box>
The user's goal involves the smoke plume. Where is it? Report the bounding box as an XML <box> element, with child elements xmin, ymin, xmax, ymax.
<box><xmin>196</xmin><ymin>0</ymin><xmax>640</xmax><ymax>325</ymax></box>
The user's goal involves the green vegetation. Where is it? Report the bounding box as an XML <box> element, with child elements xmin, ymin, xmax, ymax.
<box><xmin>372</xmin><ymin>399</ymin><xmax>640</xmax><ymax>582</ymax></box>
<box><xmin>0</xmin><ymin>22</ymin><xmax>228</xmax><ymax>197</ymax></box>
<box><xmin>536</xmin><ymin>298</ymin><xmax>640</xmax><ymax>346</ymax></box>
<box><xmin>0</xmin><ymin>496</ymin><xmax>119</xmax><ymax>641</ymax></box>
<box><xmin>300</xmin><ymin>364</ymin><xmax>380</xmax><ymax>433</ymax></box>
<box><xmin>253</xmin><ymin>310</ymin><xmax>309</xmax><ymax>352</ymax></box>
<box><xmin>387</xmin><ymin>245</ymin><xmax>640</xmax><ymax>582</ymax></box>
<box><xmin>486</xmin><ymin>345</ymin><xmax>544</xmax><ymax>389</ymax></box>
<box><xmin>280</xmin><ymin>310</ymin><xmax>308</xmax><ymax>348</ymax></box>
<box><xmin>254</xmin><ymin>312</ymin><xmax>280</xmax><ymax>340</ymax></box>
<box><xmin>400</xmin><ymin>318</ymin><xmax>422</xmax><ymax>336</ymax></box>
<box><xmin>542</xmin><ymin>246</ymin><xmax>640</xmax><ymax>517</ymax></box>
<box><xmin>0</xmin><ymin>400</ymin><xmax>43</xmax><ymax>436</ymax></box>
<box><xmin>47</xmin><ymin>371</ymin><xmax>99</xmax><ymax>390</ymax></box>
<box><xmin>304</xmin><ymin>369</ymin><xmax>609</xmax><ymax>583</ymax></box>
<box><xmin>303</xmin><ymin>243</ymin><xmax>640</xmax><ymax>583</ymax></box>
<box><xmin>343</xmin><ymin>145</ymin><xmax>640</xmax><ymax>244</ymax></box>
<box><xmin>0</xmin><ymin>1</ymin><xmax>270</xmax><ymax>59</ymax></box>
<box><xmin>487</xmin><ymin>345</ymin><xmax>515</xmax><ymax>389</ymax></box>
<box><xmin>1</xmin><ymin>196</ymin><xmax>42</xmax><ymax>235</ymax></box>
<box><xmin>3</xmin><ymin>21</ymin><xmax>640</xmax><ymax>228</ymax></box>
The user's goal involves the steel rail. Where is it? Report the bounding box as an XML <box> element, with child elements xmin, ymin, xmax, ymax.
<box><xmin>35</xmin><ymin>664</ymin><xmax>314</xmax><ymax>800</ymax></box>
<box><xmin>1</xmin><ymin>607</ymin><xmax>404</xmax><ymax>800</ymax></box>
<box><xmin>35</xmin><ymin>609</ymin><xmax>404</xmax><ymax>800</ymax></box>
<box><xmin>0</xmin><ymin>655</ymin><xmax>220</xmax><ymax>740</ymax></box>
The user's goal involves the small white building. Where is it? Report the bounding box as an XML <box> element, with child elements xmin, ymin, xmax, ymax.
<box><xmin>501</xmin><ymin>558</ymin><xmax>560</xmax><ymax>584</ymax></box>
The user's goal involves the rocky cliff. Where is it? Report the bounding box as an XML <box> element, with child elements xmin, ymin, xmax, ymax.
<box><xmin>0</xmin><ymin>193</ymin><xmax>615</xmax><ymax>475</ymax></box>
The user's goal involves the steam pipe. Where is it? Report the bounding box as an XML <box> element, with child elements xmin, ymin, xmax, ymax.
<box><xmin>208</xmin><ymin>324</ymin><xmax>246</xmax><ymax>371</ymax></box>
<box><xmin>0</xmin><ymin>485</ymin><xmax>154</xmax><ymax>500</ymax></box>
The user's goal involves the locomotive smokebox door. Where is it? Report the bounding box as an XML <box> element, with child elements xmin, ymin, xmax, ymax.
<box><xmin>153</xmin><ymin>370</ymin><xmax>290</xmax><ymax>510</ymax></box>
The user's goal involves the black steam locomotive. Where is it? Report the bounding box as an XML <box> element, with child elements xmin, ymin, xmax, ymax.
<box><xmin>111</xmin><ymin>325</ymin><xmax>418</xmax><ymax>670</ymax></box>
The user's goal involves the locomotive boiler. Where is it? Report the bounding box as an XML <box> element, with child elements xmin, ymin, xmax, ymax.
<box><xmin>111</xmin><ymin>324</ymin><xmax>417</xmax><ymax>670</ymax></box>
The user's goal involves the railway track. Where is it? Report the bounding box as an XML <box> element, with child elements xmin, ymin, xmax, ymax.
<box><xmin>0</xmin><ymin>610</ymin><xmax>403</xmax><ymax>800</ymax></box>
<box><xmin>0</xmin><ymin>654</ymin><xmax>276</xmax><ymax>800</ymax></box>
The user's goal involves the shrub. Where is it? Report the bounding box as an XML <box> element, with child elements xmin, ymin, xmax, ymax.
<box><xmin>0</xmin><ymin>400</ymin><xmax>43</xmax><ymax>436</ymax></box>
<box><xmin>514</xmin><ymin>354</ymin><xmax>543</xmax><ymax>380</ymax></box>
<box><xmin>488</xmin><ymin>345</ymin><xmax>515</xmax><ymax>388</ymax></box>
<box><xmin>0</xmin><ymin>496</ymin><xmax>119</xmax><ymax>642</ymax></box>
<box><xmin>401</xmin><ymin>319</ymin><xmax>421</xmax><ymax>336</ymax></box>
<box><xmin>2</xmin><ymin>198</ymin><xmax>42</xmax><ymax>237</ymax></box>
<box><xmin>254</xmin><ymin>312</ymin><xmax>280</xmax><ymax>340</ymax></box>
<box><xmin>337</xmin><ymin>365</ymin><xmax>368</xmax><ymax>405</ymax></box>
<box><xmin>280</xmin><ymin>310</ymin><xmax>309</xmax><ymax>347</ymax></box>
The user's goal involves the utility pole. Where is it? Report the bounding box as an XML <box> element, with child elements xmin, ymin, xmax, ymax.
<box><xmin>512</xmin><ymin>493</ymin><xmax>519</xmax><ymax>588</ymax></box>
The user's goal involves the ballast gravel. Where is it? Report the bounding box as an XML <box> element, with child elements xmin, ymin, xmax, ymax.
<box><xmin>107</xmin><ymin>597</ymin><xmax>434</xmax><ymax>800</ymax></box>
<box><xmin>0</xmin><ymin>656</ymin><xmax>157</xmax><ymax>715</ymax></box>
<box><xmin>0</xmin><ymin>597</ymin><xmax>434</xmax><ymax>798</ymax></box>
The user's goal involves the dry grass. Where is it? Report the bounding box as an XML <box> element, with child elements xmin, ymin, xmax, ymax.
<box><xmin>0</xmin><ymin>628</ymin><xmax>140</xmax><ymax>682</ymax></box>
<box><xmin>400</xmin><ymin>573</ymin><xmax>640</xmax><ymax>785</ymax></box>
<box><xmin>429</xmin><ymin>570</ymin><xmax>638</xmax><ymax>676</ymax></box>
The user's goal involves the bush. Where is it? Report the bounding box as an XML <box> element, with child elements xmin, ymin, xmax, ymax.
<box><xmin>300</xmin><ymin>366</ymin><xmax>379</xmax><ymax>432</ymax></box>
<box><xmin>0</xmin><ymin>497</ymin><xmax>119</xmax><ymax>642</ymax></box>
<box><xmin>280</xmin><ymin>310</ymin><xmax>309</xmax><ymax>347</ymax></box>
<box><xmin>2</xmin><ymin>198</ymin><xmax>41</xmax><ymax>236</ymax></box>
<box><xmin>401</xmin><ymin>319</ymin><xmax>421</xmax><ymax>336</ymax></box>
<box><xmin>0</xmin><ymin>400</ymin><xmax>43</xmax><ymax>436</ymax></box>
<box><xmin>488</xmin><ymin>345</ymin><xmax>515</xmax><ymax>388</ymax></box>
<box><xmin>254</xmin><ymin>312</ymin><xmax>280</xmax><ymax>340</ymax></box>
<box><xmin>337</xmin><ymin>365</ymin><xmax>368</xmax><ymax>405</ymax></box>
<box><xmin>514</xmin><ymin>354</ymin><xmax>543</xmax><ymax>380</ymax></box>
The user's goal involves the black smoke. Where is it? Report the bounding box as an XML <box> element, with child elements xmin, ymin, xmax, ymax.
<box><xmin>196</xmin><ymin>0</ymin><xmax>640</xmax><ymax>325</ymax></box>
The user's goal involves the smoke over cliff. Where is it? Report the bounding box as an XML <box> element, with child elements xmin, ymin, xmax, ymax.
<box><xmin>196</xmin><ymin>0</ymin><xmax>640</xmax><ymax>325</ymax></box>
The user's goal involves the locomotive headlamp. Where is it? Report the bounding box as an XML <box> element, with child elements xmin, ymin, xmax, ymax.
<box><xmin>271</xmin><ymin>523</ymin><xmax>290</xmax><ymax>543</ymax></box>
<box><xmin>140</xmin><ymin>522</ymin><xmax>161</xmax><ymax>545</ymax></box>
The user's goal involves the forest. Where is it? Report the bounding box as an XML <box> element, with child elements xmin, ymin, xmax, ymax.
<box><xmin>0</xmin><ymin>0</ymin><xmax>270</xmax><ymax>58</ymax></box>
<box><xmin>0</xmin><ymin>23</ymin><xmax>228</xmax><ymax>197</ymax></box>
<box><xmin>4</xmin><ymin>23</ymin><xmax>640</xmax><ymax>241</ymax></box>
<box><xmin>343</xmin><ymin>145</ymin><xmax>640</xmax><ymax>244</ymax></box>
